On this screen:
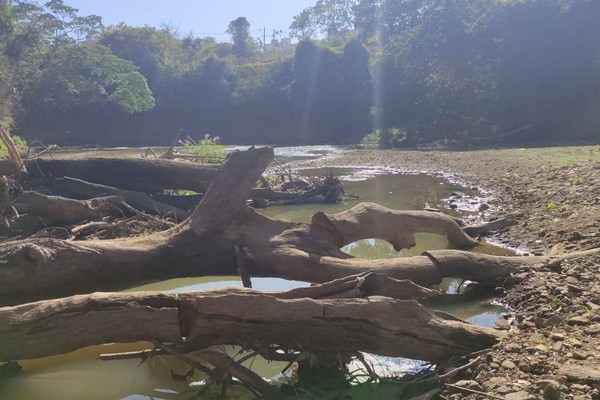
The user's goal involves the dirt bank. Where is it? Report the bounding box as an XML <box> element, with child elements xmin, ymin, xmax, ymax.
<box><xmin>305</xmin><ymin>146</ymin><xmax>600</xmax><ymax>399</ymax></box>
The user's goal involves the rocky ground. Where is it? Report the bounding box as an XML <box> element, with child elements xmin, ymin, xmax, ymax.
<box><xmin>305</xmin><ymin>145</ymin><xmax>600</xmax><ymax>399</ymax></box>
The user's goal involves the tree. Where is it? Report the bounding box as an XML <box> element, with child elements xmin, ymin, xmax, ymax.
<box><xmin>21</xmin><ymin>44</ymin><xmax>155</xmax><ymax>114</ymax></box>
<box><xmin>226</xmin><ymin>16</ymin><xmax>251</xmax><ymax>58</ymax></box>
<box><xmin>290</xmin><ymin>0</ymin><xmax>358</xmax><ymax>41</ymax></box>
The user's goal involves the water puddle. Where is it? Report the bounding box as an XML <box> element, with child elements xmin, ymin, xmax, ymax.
<box><xmin>0</xmin><ymin>166</ymin><xmax>512</xmax><ymax>400</ymax></box>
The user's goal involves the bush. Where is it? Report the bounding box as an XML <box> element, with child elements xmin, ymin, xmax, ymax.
<box><xmin>360</xmin><ymin>128</ymin><xmax>408</xmax><ymax>149</ymax></box>
<box><xmin>183</xmin><ymin>134</ymin><xmax>225</xmax><ymax>164</ymax></box>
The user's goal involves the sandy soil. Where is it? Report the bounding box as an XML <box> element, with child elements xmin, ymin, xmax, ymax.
<box><xmin>305</xmin><ymin>145</ymin><xmax>600</xmax><ymax>399</ymax></box>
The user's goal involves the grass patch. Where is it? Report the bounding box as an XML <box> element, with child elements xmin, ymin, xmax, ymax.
<box><xmin>183</xmin><ymin>135</ymin><xmax>225</xmax><ymax>164</ymax></box>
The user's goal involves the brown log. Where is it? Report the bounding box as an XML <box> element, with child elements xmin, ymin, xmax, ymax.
<box><xmin>0</xmin><ymin>147</ymin><xmax>596</xmax><ymax>306</ymax></box>
<box><xmin>19</xmin><ymin>157</ymin><xmax>218</xmax><ymax>193</ymax></box>
<box><xmin>51</xmin><ymin>176</ymin><xmax>189</xmax><ymax>219</ymax></box>
<box><xmin>14</xmin><ymin>191</ymin><xmax>130</xmax><ymax>225</ymax></box>
<box><xmin>0</xmin><ymin>289</ymin><xmax>502</xmax><ymax>363</ymax></box>
<box><xmin>463</xmin><ymin>217</ymin><xmax>518</xmax><ymax>237</ymax></box>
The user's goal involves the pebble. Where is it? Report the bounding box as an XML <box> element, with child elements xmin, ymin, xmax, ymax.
<box><xmin>567</xmin><ymin>316</ymin><xmax>590</xmax><ymax>326</ymax></box>
<box><xmin>543</xmin><ymin>383</ymin><xmax>561</xmax><ymax>400</ymax></box>
<box><xmin>505</xmin><ymin>391</ymin><xmax>536</xmax><ymax>400</ymax></box>
<box><xmin>502</xmin><ymin>360</ymin><xmax>517</xmax><ymax>370</ymax></box>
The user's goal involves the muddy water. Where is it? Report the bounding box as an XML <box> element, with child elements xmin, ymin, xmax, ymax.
<box><xmin>0</xmin><ymin>167</ymin><xmax>511</xmax><ymax>400</ymax></box>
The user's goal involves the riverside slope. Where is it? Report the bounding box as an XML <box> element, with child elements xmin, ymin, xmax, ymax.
<box><xmin>302</xmin><ymin>146</ymin><xmax>600</xmax><ymax>399</ymax></box>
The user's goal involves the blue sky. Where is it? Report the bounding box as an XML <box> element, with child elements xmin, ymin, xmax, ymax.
<box><xmin>65</xmin><ymin>0</ymin><xmax>316</xmax><ymax>41</ymax></box>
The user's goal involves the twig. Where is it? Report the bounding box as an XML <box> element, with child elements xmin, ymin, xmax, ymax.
<box><xmin>272</xmin><ymin>157</ymin><xmax>293</xmax><ymax>181</ymax></box>
<box><xmin>438</xmin><ymin>356</ymin><xmax>481</xmax><ymax>382</ymax></box>
<box><xmin>150</xmin><ymin>340</ymin><xmax>212</xmax><ymax>375</ymax></box>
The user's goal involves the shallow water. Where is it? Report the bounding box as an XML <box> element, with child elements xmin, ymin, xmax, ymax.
<box><xmin>0</xmin><ymin>165</ymin><xmax>511</xmax><ymax>400</ymax></box>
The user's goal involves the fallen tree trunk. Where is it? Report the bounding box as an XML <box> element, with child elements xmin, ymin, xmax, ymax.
<box><xmin>0</xmin><ymin>288</ymin><xmax>501</xmax><ymax>363</ymax></box>
<box><xmin>50</xmin><ymin>177</ymin><xmax>189</xmax><ymax>219</ymax></box>
<box><xmin>0</xmin><ymin>147</ymin><xmax>597</xmax><ymax>306</ymax></box>
<box><xmin>14</xmin><ymin>191</ymin><xmax>132</xmax><ymax>225</ymax></box>
<box><xmin>463</xmin><ymin>217</ymin><xmax>518</xmax><ymax>237</ymax></box>
<box><xmin>18</xmin><ymin>157</ymin><xmax>218</xmax><ymax>193</ymax></box>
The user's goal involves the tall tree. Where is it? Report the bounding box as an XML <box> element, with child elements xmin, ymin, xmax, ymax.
<box><xmin>226</xmin><ymin>17</ymin><xmax>251</xmax><ymax>58</ymax></box>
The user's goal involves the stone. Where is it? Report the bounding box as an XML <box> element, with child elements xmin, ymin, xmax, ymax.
<box><xmin>502</xmin><ymin>360</ymin><xmax>517</xmax><ymax>370</ymax></box>
<box><xmin>585</xmin><ymin>324</ymin><xmax>600</xmax><ymax>335</ymax></box>
<box><xmin>482</xmin><ymin>376</ymin><xmax>508</xmax><ymax>390</ymax></box>
<box><xmin>543</xmin><ymin>383</ymin><xmax>561</xmax><ymax>400</ymax></box>
<box><xmin>567</xmin><ymin>316</ymin><xmax>590</xmax><ymax>326</ymax></box>
<box><xmin>454</xmin><ymin>380</ymin><xmax>483</xmax><ymax>392</ymax></box>
<box><xmin>495</xmin><ymin>318</ymin><xmax>511</xmax><ymax>330</ymax></box>
<box><xmin>569</xmin><ymin>338</ymin><xmax>584</xmax><ymax>348</ymax></box>
<box><xmin>551</xmin><ymin>332</ymin><xmax>565</xmax><ymax>341</ymax></box>
<box><xmin>572</xmin><ymin>351</ymin><xmax>588</xmax><ymax>360</ymax></box>
<box><xmin>545</xmin><ymin>315</ymin><xmax>565</xmax><ymax>327</ymax></box>
<box><xmin>553</xmin><ymin>341</ymin><xmax>564</xmax><ymax>352</ymax></box>
<box><xmin>558</xmin><ymin>364</ymin><xmax>600</xmax><ymax>384</ymax></box>
<box><xmin>505</xmin><ymin>391</ymin><xmax>535</xmax><ymax>400</ymax></box>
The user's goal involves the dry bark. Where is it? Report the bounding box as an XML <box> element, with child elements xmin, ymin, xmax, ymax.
<box><xmin>0</xmin><ymin>288</ymin><xmax>501</xmax><ymax>363</ymax></box>
<box><xmin>50</xmin><ymin>176</ymin><xmax>189</xmax><ymax>219</ymax></box>
<box><xmin>14</xmin><ymin>191</ymin><xmax>131</xmax><ymax>225</ymax></box>
<box><xmin>14</xmin><ymin>157</ymin><xmax>217</xmax><ymax>193</ymax></box>
<box><xmin>0</xmin><ymin>147</ymin><xmax>594</xmax><ymax>306</ymax></box>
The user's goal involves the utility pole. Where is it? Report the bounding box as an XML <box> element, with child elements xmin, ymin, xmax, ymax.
<box><xmin>263</xmin><ymin>27</ymin><xmax>266</xmax><ymax>52</ymax></box>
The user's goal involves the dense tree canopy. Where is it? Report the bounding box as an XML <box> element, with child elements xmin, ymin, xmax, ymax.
<box><xmin>3</xmin><ymin>0</ymin><xmax>600</xmax><ymax>146</ymax></box>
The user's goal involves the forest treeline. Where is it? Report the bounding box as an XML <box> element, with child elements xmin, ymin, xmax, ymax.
<box><xmin>1</xmin><ymin>0</ymin><xmax>599</xmax><ymax>147</ymax></box>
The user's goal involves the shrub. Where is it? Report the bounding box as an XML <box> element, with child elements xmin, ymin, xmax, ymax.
<box><xmin>360</xmin><ymin>128</ymin><xmax>408</xmax><ymax>149</ymax></box>
<box><xmin>183</xmin><ymin>134</ymin><xmax>225</xmax><ymax>164</ymax></box>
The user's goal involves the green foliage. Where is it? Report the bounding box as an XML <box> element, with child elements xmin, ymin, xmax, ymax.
<box><xmin>183</xmin><ymin>135</ymin><xmax>225</xmax><ymax>164</ymax></box>
<box><xmin>290</xmin><ymin>0</ymin><xmax>358</xmax><ymax>40</ymax></box>
<box><xmin>23</xmin><ymin>44</ymin><xmax>154</xmax><ymax>113</ymax></box>
<box><xmin>361</xmin><ymin>128</ymin><xmax>407</xmax><ymax>149</ymax></box>
<box><xmin>541</xmin><ymin>203</ymin><xmax>557</xmax><ymax>211</ymax></box>
<box><xmin>227</xmin><ymin>17</ymin><xmax>253</xmax><ymax>58</ymax></box>
<box><xmin>7</xmin><ymin>0</ymin><xmax>600</xmax><ymax>148</ymax></box>
<box><xmin>0</xmin><ymin>133</ymin><xmax>26</xmax><ymax>157</ymax></box>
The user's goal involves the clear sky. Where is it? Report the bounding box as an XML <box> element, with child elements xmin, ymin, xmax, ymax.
<box><xmin>65</xmin><ymin>0</ymin><xmax>316</xmax><ymax>42</ymax></box>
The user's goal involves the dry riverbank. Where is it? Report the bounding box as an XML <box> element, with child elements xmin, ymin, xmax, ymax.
<box><xmin>305</xmin><ymin>146</ymin><xmax>600</xmax><ymax>399</ymax></box>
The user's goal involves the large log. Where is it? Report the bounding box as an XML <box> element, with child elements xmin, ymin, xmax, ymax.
<box><xmin>50</xmin><ymin>177</ymin><xmax>189</xmax><ymax>219</ymax></box>
<box><xmin>0</xmin><ymin>288</ymin><xmax>502</xmax><ymax>363</ymax></box>
<box><xmin>14</xmin><ymin>191</ymin><xmax>131</xmax><ymax>225</ymax></box>
<box><xmin>0</xmin><ymin>147</ymin><xmax>596</xmax><ymax>306</ymax></box>
<box><xmin>20</xmin><ymin>157</ymin><xmax>218</xmax><ymax>193</ymax></box>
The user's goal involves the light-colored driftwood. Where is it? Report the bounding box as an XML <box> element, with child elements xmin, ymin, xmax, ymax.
<box><xmin>0</xmin><ymin>288</ymin><xmax>502</xmax><ymax>362</ymax></box>
<box><xmin>0</xmin><ymin>147</ymin><xmax>596</xmax><ymax>306</ymax></box>
<box><xmin>51</xmin><ymin>177</ymin><xmax>189</xmax><ymax>219</ymax></box>
<box><xmin>14</xmin><ymin>191</ymin><xmax>130</xmax><ymax>225</ymax></box>
<box><xmin>0</xmin><ymin>127</ymin><xmax>26</xmax><ymax>174</ymax></box>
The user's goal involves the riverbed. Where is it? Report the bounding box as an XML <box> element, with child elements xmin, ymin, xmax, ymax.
<box><xmin>0</xmin><ymin>146</ymin><xmax>516</xmax><ymax>400</ymax></box>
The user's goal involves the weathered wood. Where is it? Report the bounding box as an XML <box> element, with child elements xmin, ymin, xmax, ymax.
<box><xmin>195</xmin><ymin>350</ymin><xmax>281</xmax><ymax>399</ymax></box>
<box><xmin>0</xmin><ymin>289</ymin><xmax>502</xmax><ymax>362</ymax></box>
<box><xmin>14</xmin><ymin>191</ymin><xmax>130</xmax><ymax>225</ymax></box>
<box><xmin>0</xmin><ymin>127</ymin><xmax>26</xmax><ymax>174</ymax></box>
<box><xmin>0</xmin><ymin>147</ymin><xmax>595</xmax><ymax>306</ymax></box>
<box><xmin>463</xmin><ymin>217</ymin><xmax>518</xmax><ymax>237</ymax></box>
<box><xmin>51</xmin><ymin>177</ymin><xmax>189</xmax><ymax>219</ymax></box>
<box><xmin>17</xmin><ymin>157</ymin><xmax>218</xmax><ymax>193</ymax></box>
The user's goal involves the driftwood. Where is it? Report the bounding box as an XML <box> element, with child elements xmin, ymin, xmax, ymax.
<box><xmin>0</xmin><ymin>147</ymin><xmax>597</xmax><ymax>306</ymax></box>
<box><xmin>6</xmin><ymin>157</ymin><xmax>218</xmax><ymax>193</ymax></box>
<box><xmin>14</xmin><ymin>191</ymin><xmax>131</xmax><ymax>225</ymax></box>
<box><xmin>50</xmin><ymin>176</ymin><xmax>189</xmax><ymax>219</ymax></box>
<box><xmin>0</xmin><ymin>287</ymin><xmax>501</xmax><ymax>363</ymax></box>
<box><xmin>0</xmin><ymin>127</ymin><xmax>26</xmax><ymax>174</ymax></box>
<box><xmin>463</xmin><ymin>217</ymin><xmax>518</xmax><ymax>237</ymax></box>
